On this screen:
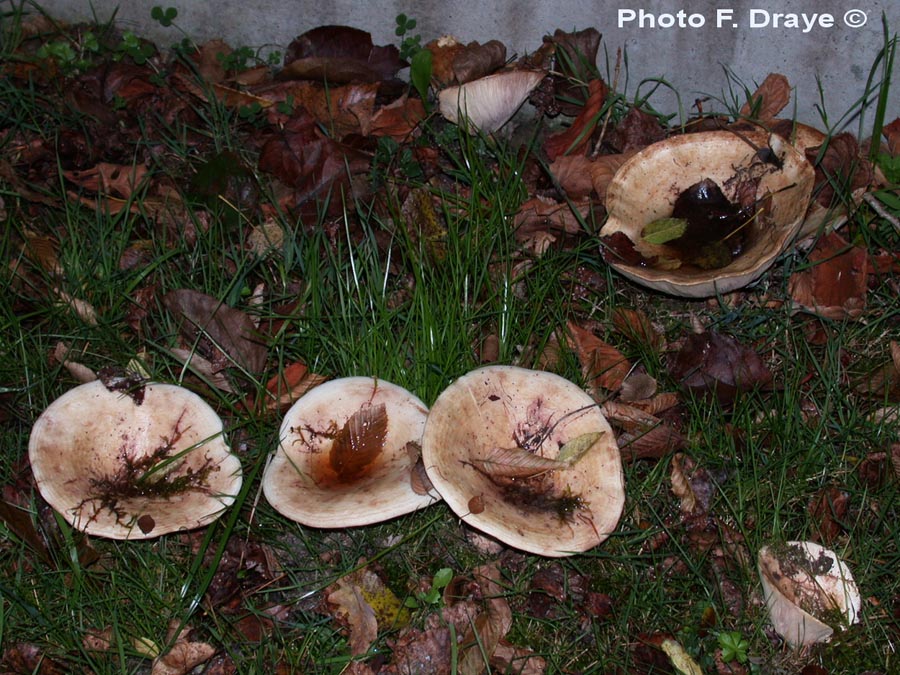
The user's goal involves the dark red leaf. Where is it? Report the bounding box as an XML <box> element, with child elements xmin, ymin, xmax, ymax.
<box><xmin>669</xmin><ymin>331</ymin><xmax>773</xmax><ymax>406</ymax></box>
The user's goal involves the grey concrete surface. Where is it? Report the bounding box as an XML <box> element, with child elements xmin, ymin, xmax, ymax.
<box><xmin>8</xmin><ymin>0</ymin><xmax>899</xmax><ymax>131</ymax></box>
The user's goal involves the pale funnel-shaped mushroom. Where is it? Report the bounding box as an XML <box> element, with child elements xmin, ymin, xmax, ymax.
<box><xmin>262</xmin><ymin>377</ymin><xmax>439</xmax><ymax>527</ymax></box>
<box><xmin>29</xmin><ymin>379</ymin><xmax>242</xmax><ymax>539</ymax></box>
<box><xmin>600</xmin><ymin>130</ymin><xmax>814</xmax><ymax>297</ymax></box>
<box><xmin>421</xmin><ymin>365</ymin><xmax>625</xmax><ymax>557</ymax></box>
<box><xmin>758</xmin><ymin>540</ymin><xmax>861</xmax><ymax>646</ymax></box>
<box><xmin>438</xmin><ymin>70</ymin><xmax>544</xmax><ymax>134</ymax></box>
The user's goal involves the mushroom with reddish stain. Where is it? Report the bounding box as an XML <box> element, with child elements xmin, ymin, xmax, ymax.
<box><xmin>262</xmin><ymin>377</ymin><xmax>439</xmax><ymax>528</ymax></box>
<box><xmin>28</xmin><ymin>379</ymin><xmax>242</xmax><ymax>539</ymax></box>
<box><xmin>421</xmin><ymin>365</ymin><xmax>625</xmax><ymax>557</ymax></box>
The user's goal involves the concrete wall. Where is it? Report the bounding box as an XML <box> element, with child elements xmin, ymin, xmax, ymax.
<box><xmin>10</xmin><ymin>0</ymin><xmax>899</xmax><ymax>131</ymax></box>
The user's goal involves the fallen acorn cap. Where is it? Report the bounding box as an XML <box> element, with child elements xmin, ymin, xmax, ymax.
<box><xmin>262</xmin><ymin>377</ymin><xmax>439</xmax><ymax>527</ymax></box>
<box><xmin>421</xmin><ymin>365</ymin><xmax>625</xmax><ymax>557</ymax></box>
<box><xmin>600</xmin><ymin>130</ymin><xmax>815</xmax><ymax>297</ymax></box>
<box><xmin>28</xmin><ymin>379</ymin><xmax>242</xmax><ymax>539</ymax></box>
<box><xmin>438</xmin><ymin>69</ymin><xmax>545</xmax><ymax>134</ymax></box>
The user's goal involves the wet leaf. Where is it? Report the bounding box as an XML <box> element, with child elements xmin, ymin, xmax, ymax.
<box><xmin>257</xmin><ymin>112</ymin><xmax>371</xmax><ymax>207</ymax></box>
<box><xmin>283</xmin><ymin>26</ymin><xmax>404</xmax><ymax>83</ymax></box>
<box><xmin>329</xmin><ymin>404</ymin><xmax>388</xmax><ymax>481</ymax></box>
<box><xmin>739</xmin><ymin>72</ymin><xmax>791</xmax><ymax>122</ymax></box>
<box><xmin>806</xmin><ymin>133</ymin><xmax>873</xmax><ymax>207</ymax></box>
<box><xmin>808</xmin><ymin>486</ymin><xmax>850</xmax><ymax>544</ymax></box>
<box><xmin>642</xmin><ymin>217</ymin><xmax>688</xmax><ymax>245</ymax></box>
<box><xmin>669</xmin><ymin>330</ymin><xmax>772</xmax><ymax>406</ymax></box>
<box><xmin>326</xmin><ymin>565</ymin><xmax>406</xmax><ymax>656</ymax></box>
<box><xmin>164</xmin><ymin>289</ymin><xmax>266</xmax><ymax>375</ymax></box>
<box><xmin>471</xmin><ymin>445</ymin><xmax>568</xmax><ymax>478</ymax></box>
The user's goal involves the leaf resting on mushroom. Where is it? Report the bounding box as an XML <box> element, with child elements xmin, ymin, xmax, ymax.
<box><xmin>329</xmin><ymin>403</ymin><xmax>388</xmax><ymax>481</ymax></box>
<box><xmin>556</xmin><ymin>431</ymin><xmax>606</xmax><ymax>466</ymax></box>
<box><xmin>641</xmin><ymin>217</ymin><xmax>688</xmax><ymax>245</ymax></box>
<box><xmin>471</xmin><ymin>446</ymin><xmax>568</xmax><ymax>478</ymax></box>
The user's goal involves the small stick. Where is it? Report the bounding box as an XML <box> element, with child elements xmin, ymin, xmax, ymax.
<box><xmin>863</xmin><ymin>192</ymin><xmax>900</xmax><ymax>234</ymax></box>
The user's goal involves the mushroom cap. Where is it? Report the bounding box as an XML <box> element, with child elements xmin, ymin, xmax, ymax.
<box><xmin>600</xmin><ymin>130</ymin><xmax>815</xmax><ymax>297</ymax></box>
<box><xmin>758</xmin><ymin>540</ymin><xmax>861</xmax><ymax>646</ymax></box>
<box><xmin>770</xmin><ymin>121</ymin><xmax>861</xmax><ymax>238</ymax></box>
<box><xmin>262</xmin><ymin>377</ymin><xmax>438</xmax><ymax>527</ymax></box>
<box><xmin>421</xmin><ymin>365</ymin><xmax>624</xmax><ymax>557</ymax></box>
<box><xmin>28</xmin><ymin>380</ymin><xmax>242</xmax><ymax>540</ymax></box>
<box><xmin>438</xmin><ymin>70</ymin><xmax>544</xmax><ymax>134</ymax></box>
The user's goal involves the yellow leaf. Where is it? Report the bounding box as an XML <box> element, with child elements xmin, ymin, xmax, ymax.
<box><xmin>661</xmin><ymin>638</ymin><xmax>704</xmax><ymax>675</ymax></box>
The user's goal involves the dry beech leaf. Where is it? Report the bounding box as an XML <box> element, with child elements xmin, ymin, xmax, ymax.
<box><xmin>151</xmin><ymin>636</ymin><xmax>215</xmax><ymax>675</ymax></box>
<box><xmin>326</xmin><ymin>577</ymin><xmax>378</xmax><ymax>657</ymax></box>
<box><xmin>263</xmin><ymin>361</ymin><xmax>328</xmax><ymax>411</ymax></box>
<box><xmin>565</xmin><ymin>321</ymin><xmax>631</xmax><ymax>393</ymax></box>
<box><xmin>471</xmin><ymin>445</ymin><xmax>568</xmax><ymax>478</ymax></box>
<box><xmin>548</xmin><ymin>154</ymin><xmax>596</xmax><ymax>200</ymax></box>
<box><xmin>589</xmin><ymin>152</ymin><xmax>635</xmax><ymax>203</ymax></box>
<box><xmin>740</xmin><ymin>72</ymin><xmax>791</xmax><ymax>122</ymax></box>
<box><xmin>789</xmin><ymin>231</ymin><xmax>868</xmax><ymax>319</ymax></box>
<box><xmin>617</xmin><ymin>423</ymin><xmax>686</xmax><ymax>462</ymax></box>
<box><xmin>544</xmin><ymin>78</ymin><xmax>608</xmax><ymax>160</ymax></box>
<box><xmin>329</xmin><ymin>403</ymin><xmax>388</xmax><ymax>481</ymax></box>
<box><xmin>670</xmin><ymin>453</ymin><xmax>713</xmax><ymax>517</ymax></box>
<box><xmin>601</xmin><ymin>400</ymin><xmax>660</xmax><ymax>431</ymax></box>
<box><xmin>882</xmin><ymin>117</ymin><xmax>900</xmax><ymax>155</ymax></box>
<box><xmin>628</xmin><ymin>391</ymin><xmax>680</xmax><ymax>416</ymax></box>
<box><xmin>611</xmin><ymin>307</ymin><xmax>665</xmax><ymax>352</ymax></box>
<box><xmin>52</xmin><ymin>341</ymin><xmax>97</xmax><ymax>383</ymax></box>
<box><xmin>457</xmin><ymin>564</ymin><xmax>514</xmax><ymax>675</ymax></box>
<box><xmin>167</xmin><ymin>347</ymin><xmax>234</xmax><ymax>393</ymax></box>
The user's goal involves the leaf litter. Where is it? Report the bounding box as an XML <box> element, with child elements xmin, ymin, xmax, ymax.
<box><xmin>0</xmin><ymin>8</ymin><xmax>898</xmax><ymax>675</ymax></box>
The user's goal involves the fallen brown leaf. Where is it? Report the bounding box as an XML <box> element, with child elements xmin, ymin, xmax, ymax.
<box><xmin>670</xmin><ymin>453</ymin><xmax>714</xmax><ymax>517</ymax></box>
<box><xmin>739</xmin><ymin>72</ymin><xmax>791</xmax><ymax>122</ymax></box>
<box><xmin>611</xmin><ymin>307</ymin><xmax>665</xmax><ymax>353</ymax></box>
<box><xmin>282</xmin><ymin>25</ymin><xmax>404</xmax><ymax>83</ymax></box>
<box><xmin>565</xmin><ymin>321</ymin><xmax>631</xmax><ymax>393</ymax></box>
<box><xmin>669</xmin><ymin>330</ymin><xmax>773</xmax><ymax>406</ymax></box>
<box><xmin>544</xmin><ymin>79</ymin><xmax>608</xmax><ymax>160</ymax></box>
<box><xmin>608</xmin><ymin>106</ymin><xmax>667</xmax><ymax>153</ymax></box>
<box><xmin>808</xmin><ymin>486</ymin><xmax>850</xmax><ymax>544</ymax></box>
<box><xmin>789</xmin><ymin>231</ymin><xmax>868</xmax><ymax>319</ymax></box>
<box><xmin>163</xmin><ymin>288</ymin><xmax>267</xmax><ymax>375</ymax></box>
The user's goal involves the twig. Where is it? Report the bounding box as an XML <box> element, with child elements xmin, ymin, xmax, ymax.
<box><xmin>863</xmin><ymin>191</ymin><xmax>900</xmax><ymax>233</ymax></box>
<box><xmin>590</xmin><ymin>47</ymin><xmax>621</xmax><ymax>158</ymax></box>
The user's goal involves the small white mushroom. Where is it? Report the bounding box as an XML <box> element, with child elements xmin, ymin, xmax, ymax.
<box><xmin>421</xmin><ymin>365</ymin><xmax>625</xmax><ymax>557</ymax></box>
<box><xmin>438</xmin><ymin>70</ymin><xmax>545</xmax><ymax>134</ymax></box>
<box><xmin>262</xmin><ymin>377</ymin><xmax>439</xmax><ymax>528</ymax></box>
<box><xmin>28</xmin><ymin>379</ymin><xmax>242</xmax><ymax>539</ymax></box>
<box><xmin>758</xmin><ymin>540</ymin><xmax>861</xmax><ymax>646</ymax></box>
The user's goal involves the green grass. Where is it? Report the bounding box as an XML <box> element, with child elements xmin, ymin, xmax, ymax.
<box><xmin>1</xmin><ymin>6</ymin><xmax>899</xmax><ymax>674</ymax></box>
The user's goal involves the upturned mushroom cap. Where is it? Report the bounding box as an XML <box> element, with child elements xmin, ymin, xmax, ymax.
<box><xmin>262</xmin><ymin>377</ymin><xmax>438</xmax><ymax>527</ymax></box>
<box><xmin>600</xmin><ymin>130</ymin><xmax>815</xmax><ymax>297</ymax></box>
<box><xmin>438</xmin><ymin>70</ymin><xmax>544</xmax><ymax>134</ymax></box>
<box><xmin>758</xmin><ymin>541</ymin><xmax>861</xmax><ymax>646</ymax></box>
<box><xmin>29</xmin><ymin>380</ymin><xmax>242</xmax><ymax>539</ymax></box>
<box><xmin>421</xmin><ymin>365</ymin><xmax>624</xmax><ymax>557</ymax></box>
